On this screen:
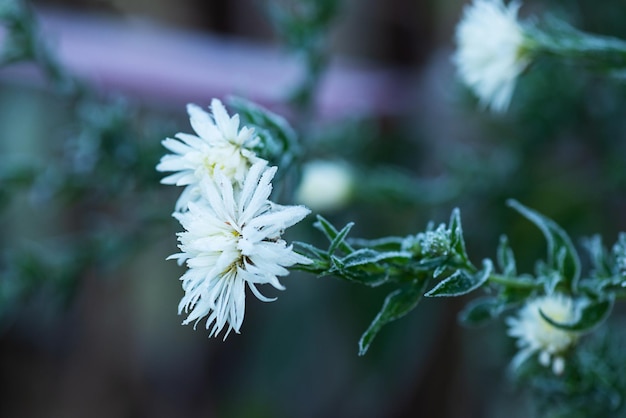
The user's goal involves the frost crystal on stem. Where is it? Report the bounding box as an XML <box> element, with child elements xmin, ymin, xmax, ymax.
<box><xmin>454</xmin><ymin>0</ymin><xmax>530</xmax><ymax>112</ymax></box>
<box><xmin>156</xmin><ymin>98</ymin><xmax>261</xmax><ymax>210</ymax></box>
<box><xmin>506</xmin><ymin>293</ymin><xmax>580</xmax><ymax>374</ymax></box>
<box><xmin>169</xmin><ymin>161</ymin><xmax>312</xmax><ymax>339</ymax></box>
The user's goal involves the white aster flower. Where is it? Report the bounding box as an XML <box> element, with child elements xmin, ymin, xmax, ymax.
<box><xmin>506</xmin><ymin>293</ymin><xmax>580</xmax><ymax>374</ymax></box>
<box><xmin>454</xmin><ymin>0</ymin><xmax>530</xmax><ymax>112</ymax></box>
<box><xmin>169</xmin><ymin>161</ymin><xmax>312</xmax><ymax>339</ymax></box>
<box><xmin>156</xmin><ymin>98</ymin><xmax>261</xmax><ymax>210</ymax></box>
<box><xmin>295</xmin><ymin>160</ymin><xmax>354</xmax><ymax>212</ymax></box>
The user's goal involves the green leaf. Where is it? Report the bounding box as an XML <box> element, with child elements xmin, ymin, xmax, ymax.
<box><xmin>334</xmin><ymin>269</ymin><xmax>390</xmax><ymax>287</ymax></box>
<box><xmin>342</xmin><ymin>248</ymin><xmax>411</xmax><ymax>268</ymax></box>
<box><xmin>329</xmin><ymin>254</ymin><xmax>345</xmax><ymax>271</ymax></box>
<box><xmin>448</xmin><ymin>208</ymin><xmax>469</xmax><ymax>262</ymax></box>
<box><xmin>329</xmin><ymin>222</ymin><xmax>355</xmax><ymax>256</ymax></box>
<box><xmin>227</xmin><ymin>96</ymin><xmax>298</xmax><ymax>167</ymax></box>
<box><xmin>499</xmin><ymin>284</ymin><xmax>535</xmax><ymax>306</ymax></box>
<box><xmin>507</xmin><ymin>199</ymin><xmax>581</xmax><ymax>291</ymax></box>
<box><xmin>349</xmin><ymin>236</ymin><xmax>404</xmax><ymax>251</ymax></box>
<box><xmin>417</xmin><ymin>256</ymin><xmax>449</xmax><ymax>271</ymax></box>
<box><xmin>293</xmin><ymin>241</ymin><xmax>327</xmax><ymax>259</ymax></box>
<box><xmin>433</xmin><ymin>264</ymin><xmax>448</xmax><ymax>278</ymax></box>
<box><xmin>497</xmin><ymin>235</ymin><xmax>517</xmax><ymax>277</ymax></box>
<box><xmin>582</xmin><ymin>235</ymin><xmax>613</xmax><ymax>279</ymax></box>
<box><xmin>314</xmin><ymin>215</ymin><xmax>338</xmax><ymax>240</ymax></box>
<box><xmin>290</xmin><ymin>242</ymin><xmax>329</xmax><ymax>274</ymax></box>
<box><xmin>314</xmin><ymin>215</ymin><xmax>354</xmax><ymax>255</ymax></box>
<box><xmin>323</xmin><ymin>249</ymin><xmax>400</xmax><ymax>287</ymax></box>
<box><xmin>458</xmin><ymin>297</ymin><xmax>503</xmax><ymax>326</ymax></box>
<box><xmin>584</xmin><ymin>235</ymin><xmax>608</xmax><ymax>272</ymax></box>
<box><xmin>425</xmin><ymin>259</ymin><xmax>493</xmax><ymax>297</ymax></box>
<box><xmin>227</xmin><ymin>96</ymin><xmax>296</xmax><ymax>144</ymax></box>
<box><xmin>358</xmin><ymin>281</ymin><xmax>428</xmax><ymax>356</ymax></box>
<box><xmin>541</xmin><ymin>270</ymin><xmax>563</xmax><ymax>295</ymax></box>
<box><xmin>540</xmin><ymin>297</ymin><xmax>614</xmax><ymax>332</ymax></box>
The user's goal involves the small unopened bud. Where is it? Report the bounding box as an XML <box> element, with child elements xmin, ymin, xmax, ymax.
<box><xmin>295</xmin><ymin>160</ymin><xmax>353</xmax><ymax>212</ymax></box>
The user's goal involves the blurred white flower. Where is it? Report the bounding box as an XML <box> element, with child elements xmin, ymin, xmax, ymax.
<box><xmin>506</xmin><ymin>293</ymin><xmax>580</xmax><ymax>374</ymax></box>
<box><xmin>295</xmin><ymin>160</ymin><xmax>353</xmax><ymax>212</ymax></box>
<box><xmin>454</xmin><ymin>0</ymin><xmax>530</xmax><ymax>112</ymax></box>
<box><xmin>169</xmin><ymin>161</ymin><xmax>311</xmax><ymax>339</ymax></box>
<box><xmin>156</xmin><ymin>98</ymin><xmax>261</xmax><ymax>210</ymax></box>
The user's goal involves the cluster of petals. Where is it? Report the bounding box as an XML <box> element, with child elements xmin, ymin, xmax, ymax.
<box><xmin>157</xmin><ymin>99</ymin><xmax>261</xmax><ymax>211</ymax></box>
<box><xmin>454</xmin><ymin>0</ymin><xmax>530</xmax><ymax>112</ymax></box>
<box><xmin>158</xmin><ymin>99</ymin><xmax>311</xmax><ymax>338</ymax></box>
<box><xmin>506</xmin><ymin>293</ymin><xmax>580</xmax><ymax>374</ymax></box>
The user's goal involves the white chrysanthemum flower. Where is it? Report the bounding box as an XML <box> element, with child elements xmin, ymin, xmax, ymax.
<box><xmin>506</xmin><ymin>293</ymin><xmax>580</xmax><ymax>374</ymax></box>
<box><xmin>454</xmin><ymin>0</ymin><xmax>530</xmax><ymax>112</ymax></box>
<box><xmin>295</xmin><ymin>160</ymin><xmax>353</xmax><ymax>212</ymax></box>
<box><xmin>156</xmin><ymin>98</ymin><xmax>261</xmax><ymax>210</ymax></box>
<box><xmin>169</xmin><ymin>161</ymin><xmax>312</xmax><ymax>339</ymax></box>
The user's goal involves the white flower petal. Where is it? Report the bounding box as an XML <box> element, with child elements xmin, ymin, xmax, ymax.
<box><xmin>506</xmin><ymin>293</ymin><xmax>580</xmax><ymax>374</ymax></box>
<box><xmin>156</xmin><ymin>156</ymin><xmax>191</xmax><ymax>173</ymax></box>
<box><xmin>238</xmin><ymin>161</ymin><xmax>271</xmax><ymax>214</ymax></box>
<box><xmin>454</xmin><ymin>0</ymin><xmax>529</xmax><ymax>112</ymax></box>
<box><xmin>160</xmin><ymin>171</ymin><xmax>193</xmax><ymax>186</ymax></box>
<box><xmin>169</xmin><ymin>162</ymin><xmax>311</xmax><ymax>339</ymax></box>
<box><xmin>174</xmin><ymin>132</ymin><xmax>207</xmax><ymax>150</ymax></box>
<box><xmin>160</xmin><ymin>138</ymin><xmax>193</xmax><ymax>156</ymax></box>
<box><xmin>247</xmin><ymin>281</ymin><xmax>277</xmax><ymax>303</ymax></box>
<box><xmin>187</xmin><ymin>104</ymin><xmax>217</xmax><ymax>141</ymax></box>
<box><xmin>157</xmin><ymin>99</ymin><xmax>260</xmax><ymax>210</ymax></box>
<box><xmin>211</xmin><ymin>98</ymin><xmax>238</xmax><ymax>141</ymax></box>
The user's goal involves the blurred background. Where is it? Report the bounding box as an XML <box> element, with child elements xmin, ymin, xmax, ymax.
<box><xmin>1</xmin><ymin>0</ymin><xmax>626</xmax><ymax>417</ymax></box>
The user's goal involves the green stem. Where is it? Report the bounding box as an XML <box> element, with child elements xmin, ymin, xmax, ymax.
<box><xmin>528</xmin><ymin>22</ymin><xmax>626</xmax><ymax>70</ymax></box>
<box><xmin>487</xmin><ymin>273</ymin><xmax>541</xmax><ymax>289</ymax></box>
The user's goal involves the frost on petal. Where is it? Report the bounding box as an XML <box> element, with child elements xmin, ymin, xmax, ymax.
<box><xmin>187</xmin><ymin>103</ymin><xmax>222</xmax><ymax>143</ymax></box>
<box><xmin>169</xmin><ymin>162</ymin><xmax>311</xmax><ymax>339</ymax></box>
<box><xmin>156</xmin><ymin>99</ymin><xmax>261</xmax><ymax>210</ymax></box>
<box><xmin>211</xmin><ymin>98</ymin><xmax>239</xmax><ymax>142</ymax></box>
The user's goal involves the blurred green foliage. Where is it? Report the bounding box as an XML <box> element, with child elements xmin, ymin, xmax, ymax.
<box><xmin>0</xmin><ymin>0</ymin><xmax>170</xmax><ymax>322</ymax></box>
<box><xmin>1</xmin><ymin>0</ymin><xmax>626</xmax><ymax>416</ymax></box>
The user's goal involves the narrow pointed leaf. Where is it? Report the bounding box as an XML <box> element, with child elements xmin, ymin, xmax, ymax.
<box><xmin>433</xmin><ymin>264</ymin><xmax>448</xmax><ymax>278</ymax></box>
<box><xmin>313</xmin><ymin>215</ymin><xmax>338</xmax><ymax>240</ymax></box>
<box><xmin>314</xmin><ymin>216</ymin><xmax>354</xmax><ymax>254</ymax></box>
<box><xmin>541</xmin><ymin>270</ymin><xmax>562</xmax><ymax>295</ymax></box>
<box><xmin>448</xmin><ymin>208</ymin><xmax>469</xmax><ymax>261</ymax></box>
<box><xmin>459</xmin><ymin>297</ymin><xmax>503</xmax><ymax>326</ymax></box>
<box><xmin>329</xmin><ymin>222</ymin><xmax>355</xmax><ymax>255</ymax></box>
<box><xmin>540</xmin><ymin>297</ymin><xmax>613</xmax><ymax>332</ymax></box>
<box><xmin>497</xmin><ymin>235</ymin><xmax>517</xmax><ymax>277</ymax></box>
<box><xmin>507</xmin><ymin>199</ymin><xmax>581</xmax><ymax>290</ymax></box>
<box><xmin>227</xmin><ymin>96</ymin><xmax>298</xmax><ymax>166</ymax></box>
<box><xmin>358</xmin><ymin>281</ymin><xmax>428</xmax><ymax>355</ymax></box>
<box><xmin>342</xmin><ymin>249</ymin><xmax>411</xmax><ymax>268</ymax></box>
<box><xmin>349</xmin><ymin>236</ymin><xmax>404</xmax><ymax>251</ymax></box>
<box><xmin>335</xmin><ymin>270</ymin><xmax>390</xmax><ymax>287</ymax></box>
<box><xmin>329</xmin><ymin>254</ymin><xmax>345</xmax><ymax>271</ymax></box>
<box><xmin>293</xmin><ymin>241</ymin><xmax>328</xmax><ymax>259</ymax></box>
<box><xmin>583</xmin><ymin>235</ymin><xmax>612</xmax><ymax>278</ymax></box>
<box><xmin>425</xmin><ymin>259</ymin><xmax>493</xmax><ymax>297</ymax></box>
